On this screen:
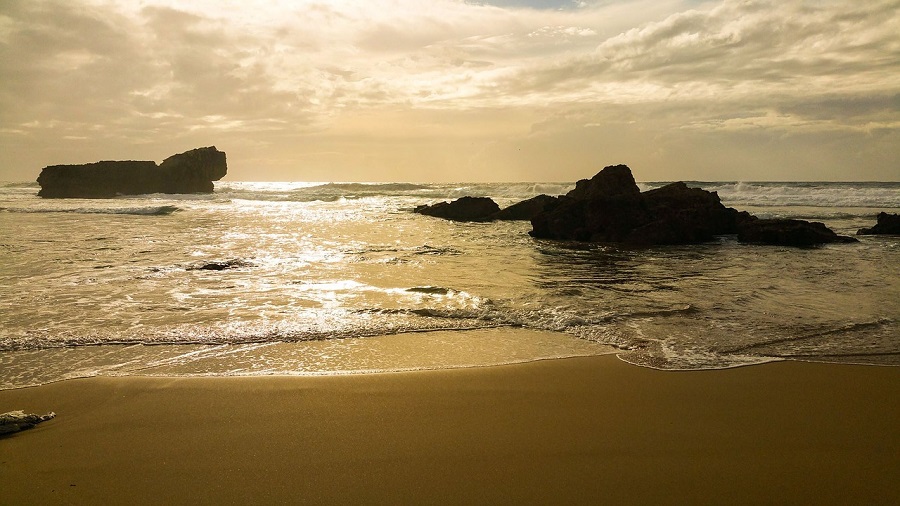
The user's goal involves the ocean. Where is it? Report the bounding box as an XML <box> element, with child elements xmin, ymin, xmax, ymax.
<box><xmin>1</xmin><ymin>180</ymin><xmax>898</xmax><ymax>389</ymax></box>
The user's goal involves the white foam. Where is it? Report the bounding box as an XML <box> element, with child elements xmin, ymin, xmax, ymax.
<box><xmin>712</xmin><ymin>182</ymin><xmax>900</xmax><ymax>208</ymax></box>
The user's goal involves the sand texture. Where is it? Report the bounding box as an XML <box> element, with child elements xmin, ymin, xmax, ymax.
<box><xmin>1</xmin><ymin>355</ymin><xmax>898</xmax><ymax>505</ymax></box>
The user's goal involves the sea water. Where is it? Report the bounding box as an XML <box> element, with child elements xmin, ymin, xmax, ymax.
<box><xmin>1</xmin><ymin>180</ymin><xmax>898</xmax><ymax>389</ymax></box>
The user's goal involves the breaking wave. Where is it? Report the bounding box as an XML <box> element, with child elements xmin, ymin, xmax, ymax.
<box><xmin>0</xmin><ymin>205</ymin><xmax>180</xmax><ymax>215</ymax></box>
<box><xmin>701</xmin><ymin>181</ymin><xmax>900</xmax><ymax>208</ymax></box>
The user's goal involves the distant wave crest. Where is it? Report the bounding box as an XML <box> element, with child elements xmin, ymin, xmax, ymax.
<box><xmin>0</xmin><ymin>205</ymin><xmax>179</xmax><ymax>215</ymax></box>
<box><xmin>1</xmin><ymin>182</ymin><xmax>39</xmax><ymax>189</ymax></box>
<box><xmin>314</xmin><ymin>182</ymin><xmax>429</xmax><ymax>192</ymax></box>
<box><xmin>704</xmin><ymin>181</ymin><xmax>900</xmax><ymax>208</ymax></box>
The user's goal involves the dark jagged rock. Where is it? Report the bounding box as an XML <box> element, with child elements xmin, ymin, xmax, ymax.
<box><xmin>530</xmin><ymin>165</ymin><xmax>647</xmax><ymax>242</ymax></box>
<box><xmin>414</xmin><ymin>196</ymin><xmax>500</xmax><ymax>222</ymax></box>
<box><xmin>492</xmin><ymin>194</ymin><xmax>558</xmax><ymax>221</ymax></box>
<box><xmin>0</xmin><ymin>411</ymin><xmax>56</xmax><ymax>435</ymax></box>
<box><xmin>738</xmin><ymin>218</ymin><xmax>858</xmax><ymax>247</ymax></box>
<box><xmin>412</xmin><ymin>164</ymin><xmax>857</xmax><ymax>248</ymax></box>
<box><xmin>37</xmin><ymin>146</ymin><xmax>227</xmax><ymax>198</ymax></box>
<box><xmin>635</xmin><ymin>182</ymin><xmax>752</xmax><ymax>245</ymax></box>
<box><xmin>530</xmin><ymin>195</ymin><xmax>648</xmax><ymax>242</ymax></box>
<box><xmin>530</xmin><ymin>165</ymin><xmax>747</xmax><ymax>245</ymax></box>
<box><xmin>566</xmin><ymin>164</ymin><xmax>641</xmax><ymax>200</ymax></box>
<box><xmin>857</xmin><ymin>212</ymin><xmax>900</xmax><ymax>235</ymax></box>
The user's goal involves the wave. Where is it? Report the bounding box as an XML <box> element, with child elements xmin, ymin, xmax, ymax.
<box><xmin>702</xmin><ymin>182</ymin><xmax>900</xmax><ymax>208</ymax></box>
<box><xmin>314</xmin><ymin>182</ymin><xmax>430</xmax><ymax>192</ymax></box>
<box><xmin>0</xmin><ymin>205</ymin><xmax>180</xmax><ymax>215</ymax></box>
<box><xmin>457</xmin><ymin>182</ymin><xmax>574</xmax><ymax>198</ymax></box>
<box><xmin>213</xmin><ymin>180</ymin><xmax>900</xmax><ymax>208</ymax></box>
<box><xmin>636</xmin><ymin>181</ymin><xmax>900</xmax><ymax>209</ymax></box>
<box><xmin>1</xmin><ymin>205</ymin><xmax>180</xmax><ymax>215</ymax></box>
<box><xmin>413</xmin><ymin>245</ymin><xmax>463</xmax><ymax>256</ymax></box>
<box><xmin>748</xmin><ymin>210</ymin><xmax>889</xmax><ymax>221</ymax></box>
<box><xmin>211</xmin><ymin>181</ymin><xmax>579</xmax><ymax>204</ymax></box>
<box><xmin>215</xmin><ymin>182</ymin><xmax>433</xmax><ymax>203</ymax></box>
<box><xmin>719</xmin><ymin>318</ymin><xmax>896</xmax><ymax>354</ymax></box>
<box><xmin>6</xmin><ymin>180</ymin><xmax>899</xmax><ymax>208</ymax></box>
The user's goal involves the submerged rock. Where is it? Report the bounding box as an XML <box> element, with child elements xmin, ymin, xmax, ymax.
<box><xmin>37</xmin><ymin>146</ymin><xmax>227</xmax><ymax>198</ymax></box>
<box><xmin>190</xmin><ymin>259</ymin><xmax>253</xmax><ymax>271</ymax></box>
<box><xmin>414</xmin><ymin>196</ymin><xmax>500</xmax><ymax>222</ymax></box>
<box><xmin>530</xmin><ymin>165</ymin><xmax>746</xmax><ymax>245</ymax></box>
<box><xmin>857</xmin><ymin>212</ymin><xmax>900</xmax><ymax>235</ymax></box>
<box><xmin>738</xmin><ymin>218</ymin><xmax>858</xmax><ymax>246</ymax></box>
<box><xmin>0</xmin><ymin>410</ymin><xmax>56</xmax><ymax>435</ymax></box>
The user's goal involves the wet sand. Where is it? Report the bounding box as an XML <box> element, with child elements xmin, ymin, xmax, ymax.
<box><xmin>1</xmin><ymin>355</ymin><xmax>898</xmax><ymax>505</ymax></box>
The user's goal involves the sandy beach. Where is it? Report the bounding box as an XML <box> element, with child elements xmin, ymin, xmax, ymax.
<box><xmin>2</xmin><ymin>355</ymin><xmax>898</xmax><ymax>505</ymax></box>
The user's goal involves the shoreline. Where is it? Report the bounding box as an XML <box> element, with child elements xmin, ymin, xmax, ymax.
<box><xmin>2</xmin><ymin>355</ymin><xmax>899</xmax><ymax>505</ymax></box>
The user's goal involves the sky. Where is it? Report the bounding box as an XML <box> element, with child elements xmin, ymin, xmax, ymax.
<box><xmin>1</xmin><ymin>0</ymin><xmax>898</xmax><ymax>182</ymax></box>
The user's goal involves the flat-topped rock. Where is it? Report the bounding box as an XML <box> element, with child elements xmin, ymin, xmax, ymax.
<box><xmin>37</xmin><ymin>146</ymin><xmax>227</xmax><ymax>198</ymax></box>
<box><xmin>414</xmin><ymin>196</ymin><xmax>501</xmax><ymax>222</ymax></box>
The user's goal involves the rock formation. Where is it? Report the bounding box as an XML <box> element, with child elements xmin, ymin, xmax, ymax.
<box><xmin>857</xmin><ymin>212</ymin><xmax>900</xmax><ymax>235</ymax></box>
<box><xmin>37</xmin><ymin>146</ymin><xmax>227</xmax><ymax>198</ymax></box>
<box><xmin>737</xmin><ymin>219</ymin><xmax>858</xmax><ymax>246</ymax></box>
<box><xmin>413</xmin><ymin>164</ymin><xmax>859</xmax><ymax>248</ymax></box>
<box><xmin>565</xmin><ymin>164</ymin><xmax>641</xmax><ymax>200</ymax></box>
<box><xmin>529</xmin><ymin>165</ymin><xmax>748</xmax><ymax>245</ymax></box>
<box><xmin>416</xmin><ymin>194</ymin><xmax>557</xmax><ymax>222</ymax></box>
<box><xmin>414</xmin><ymin>196</ymin><xmax>500</xmax><ymax>222</ymax></box>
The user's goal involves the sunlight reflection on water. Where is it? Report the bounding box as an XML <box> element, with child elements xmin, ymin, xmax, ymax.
<box><xmin>1</xmin><ymin>181</ymin><xmax>898</xmax><ymax>388</ymax></box>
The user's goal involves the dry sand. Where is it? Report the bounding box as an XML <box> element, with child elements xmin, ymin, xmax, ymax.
<box><xmin>1</xmin><ymin>355</ymin><xmax>898</xmax><ymax>505</ymax></box>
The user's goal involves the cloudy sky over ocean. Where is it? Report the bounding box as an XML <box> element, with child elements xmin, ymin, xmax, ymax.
<box><xmin>1</xmin><ymin>0</ymin><xmax>897</xmax><ymax>182</ymax></box>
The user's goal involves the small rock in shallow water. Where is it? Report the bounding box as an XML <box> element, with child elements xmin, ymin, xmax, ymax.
<box><xmin>190</xmin><ymin>259</ymin><xmax>253</xmax><ymax>271</ymax></box>
<box><xmin>857</xmin><ymin>212</ymin><xmax>900</xmax><ymax>235</ymax></box>
<box><xmin>737</xmin><ymin>218</ymin><xmax>858</xmax><ymax>247</ymax></box>
<box><xmin>414</xmin><ymin>196</ymin><xmax>500</xmax><ymax>222</ymax></box>
<box><xmin>0</xmin><ymin>410</ymin><xmax>56</xmax><ymax>435</ymax></box>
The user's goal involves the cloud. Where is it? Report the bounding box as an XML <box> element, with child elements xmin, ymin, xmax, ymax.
<box><xmin>0</xmin><ymin>0</ymin><xmax>897</xmax><ymax>181</ymax></box>
<box><xmin>0</xmin><ymin>0</ymin><xmax>625</xmax><ymax>127</ymax></box>
<box><xmin>501</xmin><ymin>0</ymin><xmax>899</xmax><ymax>99</ymax></box>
